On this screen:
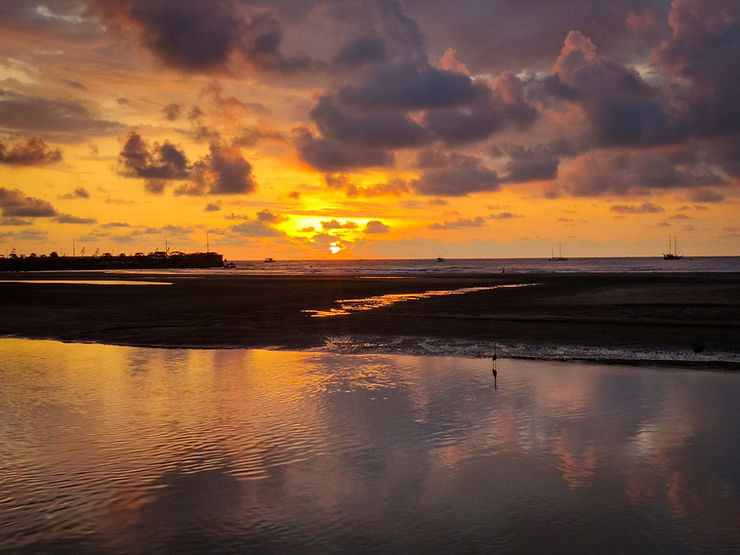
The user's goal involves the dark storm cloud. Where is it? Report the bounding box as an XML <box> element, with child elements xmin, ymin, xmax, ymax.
<box><xmin>180</xmin><ymin>142</ymin><xmax>257</xmax><ymax>195</ymax></box>
<box><xmin>549</xmin><ymin>31</ymin><xmax>679</xmax><ymax>147</ymax></box>
<box><xmin>413</xmin><ymin>152</ymin><xmax>499</xmax><ymax>196</ymax></box>
<box><xmin>0</xmin><ymin>188</ymin><xmax>57</xmax><ymax>217</ymax></box>
<box><xmin>118</xmin><ymin>133</ymin><xmax>257</xmax><ymax>195</ymax></box>
<box><xmin>558</xmin><ymin>147</ymin><xmax>727</xmax><ymax>196</ymax></box>
<box><xmin>90</xmin><ymin>0</ymin><xmax>316</xmax><ymax>74</ymax></box>
<box><xmin>310</xmin><ymin>95</ymin><xmax>429</xmax><ymax>149</ymax></box>
<box><xmin>337</xmin><ymin>62</ymin><xmax>480</xmax><ymax>111</ymax></box>
<box><xmin>498</xmin><ymin>144</ymin><xmax>561</xmax><ymax>183</ymax></box>
<box><xmin>293</xmin><ymin>128</ymin><xmax>393</xmax><ymax>171</ymax></box>
<box><xmin>403</xmin><ymin>0</ymin><xmax>671</xmax><ymax>75</ymax></box>
<box><xmin>334</xmin><ymin>35</ymin><xmax>388</xmax><ymax>67</ymax></box>
<box><xmin>0</xmin><ymin>137</ymin><xmax>62</xmax><ymax>165</ymax></box>
<box><xmin>423</xmin><ymin>72</ymin><xmax>537</xmax><ymax>144</ymax></box>
<box><xmin>0</xmin><ymin>91</ymin><xmax>122</xmax><ymax>143</ymax></box>
<box><xmin>118</xmin><ymin>132</ymin><xmax>189</xmax><ymax>180</ymax></box>
<box><xmin>654</xmin><ymin>0</ymin><xmax>740</xmax><ymax>137</ymax></box>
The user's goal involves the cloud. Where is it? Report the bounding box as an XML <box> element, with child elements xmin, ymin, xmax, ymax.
<box><xmin>256</xmin><ymin>209</ymin><xmax>284</xmax><ymax>223</ymax></box>
<box><xmin>100</xmin><ymin>222</ymin><xmax>131</xmax><ymax>228</ymax></box>
<box><xmin>654</xmin><ymin>0</ymin><xmax>740</xmax><ymax>137</ymax></box>
<box><xmin>0</xmin><ymin>187</ymin><xmax>56</xmax><ymax>217</ymax></box>
<box><xmin>489</xmin><ymin>212</ymin><xmax>522</xmax><ymax>219</ymax></box>
<box><xmin>334</xmin><ymin>35</ymin><xmax>388</xmax><ymax>67</ymax></box>
<box><xmin>162</xmin><ymin>102</ymin><xmax>182</xmax><ymax>121</ymax></box>
<box><xmin>0</xmin><ymin>136</ymin><xmax>62</xmax><ymax>165</ymax></box>
<box><xmin>556</xmin><ymin>147</ymin><xmax>727</xmax><ymax>196</ymax></box>
<box><xmin>60</xmin><ymin>187</ymin><xmax>90</xmax><ymax>199</ymax></box>
<box><xmin>118</xmin><ymin>133</ymin><xmax>257</xmax><ymax>195</ymax></box>
<box><xmin>310</xmin><ymin>95</ymin><xmax>429</xmax><ymax>149</ymax></box>
<box><xmin>320</xmin><ymin>219</ymin><xmax>358</xmax><ymax>230</ymax></box>
<box><xmin>324</xmin><ymin>173</ymin><xmax>410</xmax><ymax>198</ymax></box>
<box><xmin>293</xmin><ymin>127</ymin><xmax>393</xmax><ymax>171</ymax></box>
<box><xmin>0</xmin><ymin>217</ymin><xmax>32</xmax><ymax>226</ymax></box>
<box><xmin>610</xmin><ymin>202</ymin><xmax>664</xmax><ymax>214</ymax></box>
<box><xmin>204</xmin><ymin>203</ymin><xmax>220</xmax><ymax>212</ymax></box>
<box><xmin>0</xmin><ymin>90</ymin><xmax>123</xmax><ymax>143</ymax></box>
<box><xmin>498</xmin><ymin>143</ymin><xmax>561</xmax><ymax>183</ymax></box>
<box><xmin>179</xmin><ymin>142</ymin><xmax>256</xmax><ymax>195</ymax></box>
<box><xmin>118</xmin><ymin>132</ymin><xmax>189</xmax><ymax>180</ymax></box>
<box><xmin>423</xmin><ymin>72</ymin><xmax>537</xmax><ymax>144</ymax></box>
<box><xmin>413</xmin><ymin>152</ymin><xmax>499</xmax><ymax>196</ymax></box>
<box><xmin>429</xmin><ymin>216</ymin><xmax>485</xmax><ymax>229</ymax></box>
<box><xmin>549</xmin><ymin>30</ymin><xmax>678</xmax><ymax>147</ymax></box>
<box><xmin>687</xmin><ymin>189</ymin><xmax>725</xmax><ymax>203</ymax></box>
<box><xmin>338</xmin><ymin>61</ymin><xmax>480</xmax><ymax>111</ymax></box>
<box><xmin>364</xmin><ymin>220</ymin><xmax>390</xmax><ymax>234</ymax></box>
<box><xmin>626</xmin><ymin>9</ymin><xmax>655</xmax><ymax>33</ymax></box>
<box><xmin>91</xmin><ymin>1</ymin><xmax>316</xmax><ymax>74</ymax></box>
<box><xmin>230</xmin><ymin>219</ymin><xmax>281</xmax><ymax>237</ymax></box>
<box><xmin>54</xmin><ymin>213</ymin><xmax>97</xmax><ymax>224</ymax></box>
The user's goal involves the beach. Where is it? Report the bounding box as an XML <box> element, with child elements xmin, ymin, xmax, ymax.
<box><xmin>2</xmin><ymin>270</ymin><xmax>738</xmax><ymax>365</ymax></box>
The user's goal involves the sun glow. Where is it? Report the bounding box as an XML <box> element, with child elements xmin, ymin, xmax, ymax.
<box><xmin>329</xmin><ymin>242</ymin><xmax>341</xmax><ymax>254</ymax></box>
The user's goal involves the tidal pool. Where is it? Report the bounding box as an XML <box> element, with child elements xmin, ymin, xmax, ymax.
<box><xmin>1</xmin><ymin>338</ymin><xmax>738</xmax><ymax>553</ymax></box>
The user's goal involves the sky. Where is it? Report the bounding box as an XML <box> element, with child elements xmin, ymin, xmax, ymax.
<box><xmin>0</xmin><ymin>0</ymin><xmax>737</xmax><ymax>259</ymax></box>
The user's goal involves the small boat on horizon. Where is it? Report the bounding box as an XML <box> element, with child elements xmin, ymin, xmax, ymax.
<box><xmin>436</xmin><ymin>256</ymin><xmax>445</xmax><ymax>262</ymax></box>
<box><xmin>549</xmin><ymin>242</ymin><xmax>568</xmax><ymax>261</ymax></box>
<box><xmin>663</xmin><ymin>235</ymin><xmax>683</xmax><ymax>260</ymax></box>
<box><xmin>264</xmin><ymin>257</ymin><xmax>275</xmax><ymax>263</ymax></box>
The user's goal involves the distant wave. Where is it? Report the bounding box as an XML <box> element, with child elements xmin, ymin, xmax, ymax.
<box><xmin>313</xmin><ymin>335</ymin><xmax>740</xmax><ymax>368</ymax></box>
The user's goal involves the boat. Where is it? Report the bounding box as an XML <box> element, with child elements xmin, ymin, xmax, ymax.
<box><xmin>436</xmin><ymin>256</ymin><xmax>445</xmax><ymax>262</ymax></box>
<box><xmin>549</xmin><ymin>242</ymin><xmax>568</xmax><ymax>261</ymax></box>
<box><xmin>663</xmin><ymin>235</ymin><xmax>683</xmax><ymax>260</ymax></box>
<box><xmin>264</xmin><ymin>257</ymin><xmax>274</xmax><ymax>263</ymax></box>
<box><xmin>223</xmin><ymin>261</ymin><xmax>237</xmax><ymax>269</ymax></box>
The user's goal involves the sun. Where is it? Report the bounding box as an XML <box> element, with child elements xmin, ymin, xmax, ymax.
<box><xmin>329</xmin><ymin>242</ymin><xmax>341</xmax><ymax>254</ymax></box>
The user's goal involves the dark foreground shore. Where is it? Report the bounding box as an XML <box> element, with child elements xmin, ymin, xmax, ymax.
<box><xmin>1</xmin><ymin>271</ymin><xmax>739</xmax><ymax>366</ymax></box>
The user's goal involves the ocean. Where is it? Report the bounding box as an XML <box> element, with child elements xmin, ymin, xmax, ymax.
<box><xmin>219</xmin><ymin>256</ymin><xmax>740</xmax><ymax>275</ymax></box>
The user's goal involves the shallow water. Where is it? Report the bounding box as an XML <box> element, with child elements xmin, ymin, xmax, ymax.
<box><xmin>1</xmin><ymin>339</ymin><xmax>739</xmax><ymax>553</ymax></box>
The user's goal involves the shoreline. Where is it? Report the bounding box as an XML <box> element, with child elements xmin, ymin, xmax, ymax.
<box><xmin>2</xmin><ymin>270</ymin><xmax>739</xmax><ymax>368</ymax></box>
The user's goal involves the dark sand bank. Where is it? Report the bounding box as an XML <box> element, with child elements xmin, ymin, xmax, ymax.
<box><xmin>1</xmin><ymin>271</ymin><xmax>739</xmax><ymax>365</ymax></box>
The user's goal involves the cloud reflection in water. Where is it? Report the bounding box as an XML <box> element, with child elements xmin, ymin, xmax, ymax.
<box><xmin>0</xmin><ymin>339</ymin><xmax>738</xmax><ymax>552</ymax></box>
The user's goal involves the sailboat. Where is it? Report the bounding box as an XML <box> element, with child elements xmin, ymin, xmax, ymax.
<box><xmin>549</xmin><ymin>242</ymin><xmax>568</xmax><ymax>261</ymax></box>
<box><xmin>663</xmin><ymin>235</ymin><xmax>683</xmax><ymax>260</ymax></box>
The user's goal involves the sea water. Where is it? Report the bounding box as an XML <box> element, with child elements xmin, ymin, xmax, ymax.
<box><xmin>110</xmin><ymin>256</ymin><xmax>740</xmax><ymax>276</ymax></box>
<box><xmin>1</xmin><ymin>338</ymin><xmax>739</xmax><ymax>553</ymax></box>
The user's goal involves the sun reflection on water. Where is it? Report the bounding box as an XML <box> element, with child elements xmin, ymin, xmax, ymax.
<box><xmin>304</xmin><ymin>283</ymin><xmax>536</xmax><ymax>317</ymax></box>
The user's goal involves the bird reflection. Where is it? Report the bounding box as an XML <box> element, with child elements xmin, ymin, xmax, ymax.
<box><xmin>492</xmin><ymin>349</ymin><xmax>498</xmax><ymax>389</ymax></box>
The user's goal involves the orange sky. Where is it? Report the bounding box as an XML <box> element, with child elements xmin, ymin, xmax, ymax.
<box><xmin>0</xmin><ymin>1</ymin><xmax>737</xmax><ymax>259</ymax></box>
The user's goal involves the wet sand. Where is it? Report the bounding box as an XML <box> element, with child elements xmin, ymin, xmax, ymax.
<box><xmin>1</xmin><ymin>271</ymin><xmax>739</xmax><ymax>364</ymax></box>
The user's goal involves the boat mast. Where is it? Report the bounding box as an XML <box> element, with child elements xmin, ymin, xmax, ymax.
<box><xmin>206</xmin><ymin>233</ymin><xmax>209</xmax><ymax>254</ymax></box>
